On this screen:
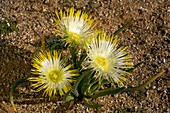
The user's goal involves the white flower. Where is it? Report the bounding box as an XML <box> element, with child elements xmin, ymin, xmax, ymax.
<box><xmin>28</xmin><ymin>50</ymin><xmax>77</xmax><ymax>97</ymax></box>
<box><xmin>85</xmin><ymin>33</ymin><xmax>133</xmax><ymax>86</ymax></box>
<box><xmin>54</xmin><ymin>7</ymin><xmax>96</xmax><ymax>46</ymax></box>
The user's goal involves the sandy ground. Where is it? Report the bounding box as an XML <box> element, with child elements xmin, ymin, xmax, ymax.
<box><xmin>0</xmin><ymin>0</ymin><xmax>170</xmax><ymax>112</ymax></box>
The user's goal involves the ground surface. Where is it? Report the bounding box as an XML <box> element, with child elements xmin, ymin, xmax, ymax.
<box><xmin>0</xmin><ymin>0</ymin><xmax>170</xmax><ymax>113</ymax></box>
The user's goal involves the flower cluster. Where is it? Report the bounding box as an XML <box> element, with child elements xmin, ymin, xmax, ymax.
<box><xmin>28</xmin><ymin>7</ymin><xmax>133</xmax><ymax>97</ymax></box>
<box><xmin>10</xmin><ymin>7</ymin><xmax>164</xmax><ymax>111</ymax></box>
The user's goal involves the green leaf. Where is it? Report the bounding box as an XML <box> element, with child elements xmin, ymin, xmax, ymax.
<box><xmin>113</xmin><ymin>19</ymin><xmax>133</xmax><ymax>36</ymax></box>
<box><xmin>79</xmin><ymin>70</ymin><xmax>94</xmax><ymax>96</ymax></box>
<box><xmin>63</xmin><ymin>92</ymin><xmax>74</xmax><ymax>102</ymax></box>
<box><xmin>10</xmin><ymin>78</ymin><xmax>28</xmax><ymax>111</ymax></box>
<box><xmin>46</xmin><ymin>36</ymin><xmax>67</xmax><ymax>51</ymax></box>
<box><xmin>77</xmin><ymin>51</ymin><xmax>87</xmax><ymax>68</ymax></box>
<box><xmin>65</xmin><ymin>95</ymin><xmax>74</xmax><ymax>102</ymax></box>
<box><xmin>126</xmin><ymin>61</ymin><xmax>144</xmax><ymax>72</ymax></box>
<box><xmin>87</xmin><ymin>83</ymin><xmax>100</xmax><ymax>96</ymax></box>
<box><xmin>70</xmin><ymin>47</ymin><xmax>78</xmax><ymax>68</ymax></box>
<box><xmin>83</xmin><ymin>98</ymin><xmax>102</xmax><ymax>108</ymax></box>
<box><xmin>91</xmin><ymin>87</ymin><xmax>125</xmax><ymax>99</ymax></box>
<box><xmin>84</xmin><ymin>78</ymin><xmax>101</xmax><ymax>97</ymax></box>
<box><xmin>32</xmin><ymin>47</ymin><xmax>41</xmax><ymax>57</ymax></box>
<box><xmin>41</xmin><ymin>35</ymin><xmax>46</xmax><ymax>51</ymax></box>
<box><xmin>123</xmin><ymin>70</ymin><xmax>165</xmax><ymax>92</ymax></box>
<box><xmin>101</xmin><ymin>79</ymin><xmax>110</xmax><ymax>86</ymax></box>
<box><xmin>73</xmin><ymin>70</ymin><xmax>92</xmax><ymax>97</ymax></box>
<box><xmin>67</xmin><ymin>100</ymin><xmax>74</xmax><ymax>110</ymax></box>
<box><xmin>90</xmin><ymin>70</ymin><xmax>164</xmax><ymax>99</ymax></box>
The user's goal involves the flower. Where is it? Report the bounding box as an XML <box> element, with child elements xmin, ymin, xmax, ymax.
<box><xmin>54</xmin><ymin>7</ymin><xmax>96</xmax><ymax>46</ymax></box>
<box><xmin>28</xmin><ymin>50</ymin><xmax>77</xmax><ymax>97</ymax></box>
<box><xmin>84</xmin><ymin>33</ymin><xmax>133</xmax><ymax>86</ymax></box>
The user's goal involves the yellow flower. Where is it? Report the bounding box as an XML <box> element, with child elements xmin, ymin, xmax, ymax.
<box><xmin>85</xmin><ymin>33</ymin><xmax>133</xmax><ymax>86</ymax></box>
<box><xmin>28</xmin><ymin>50</ymin><xmax>77</xmax><ymax>97</ymax></box>
<box><xmin>54</xmin><ymin>7</ymin><xmax>96</xmax><ymax>46</ymax></box>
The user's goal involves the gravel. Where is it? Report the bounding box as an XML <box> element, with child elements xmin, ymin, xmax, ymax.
<box><xmin>0</xmin><ymin>0</ymin><xmax>169</xmax><ymax>112</ymax></box>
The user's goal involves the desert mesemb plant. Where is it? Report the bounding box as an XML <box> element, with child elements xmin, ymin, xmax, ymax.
<box><xmin>10</xmin><ymin>7</ymin><xmax>164</xmax><ymax>111</ymax></box>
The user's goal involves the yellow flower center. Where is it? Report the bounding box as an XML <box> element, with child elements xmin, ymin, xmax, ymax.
<box><xmin>94</xmin><ymin>55</ymin><xmax>109</xmax><ymax>71</ymax></box>
<box><xmin>69</xmin><ymin>31</ymin><xmax>81</xmax><ymax>43</ymax></box>
<box><xmin>48</xmin><ymin>70</ymin><xmax>64</xmax><ymax>83</ymax></box>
